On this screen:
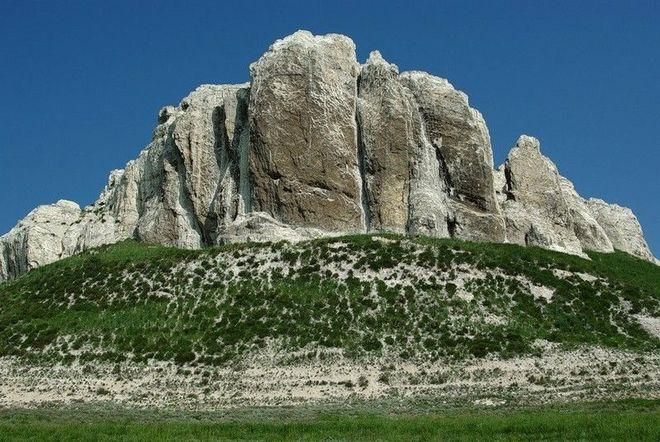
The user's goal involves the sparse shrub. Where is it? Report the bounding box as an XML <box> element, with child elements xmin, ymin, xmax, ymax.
<box><xmin>96</xmin><ymin>387</ymin><xmax>111</xmax><ymax>395</ymax></box>
<box><xmin>174</xmin><ymin>351</ymin><xmax>196</xmax><ymax>365</ymax></box>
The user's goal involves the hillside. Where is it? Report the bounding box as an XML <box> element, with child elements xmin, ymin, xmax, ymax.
<box><xmin>0</xmin><ymin>234</ymin><xmax>658</xmax><ymax>409</ymax></box>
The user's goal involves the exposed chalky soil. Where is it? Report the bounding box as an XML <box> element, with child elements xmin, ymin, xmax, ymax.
<box><xmin>0</xmin><ymin>234</ymin><xmax>658</xmax><ymax>408</ymax></box>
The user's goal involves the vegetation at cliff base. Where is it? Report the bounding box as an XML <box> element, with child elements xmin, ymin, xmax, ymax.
<box><xmin>0</xmin><ymin>234</ymin><xmax>658</xmax><ymax>366</ymax></box>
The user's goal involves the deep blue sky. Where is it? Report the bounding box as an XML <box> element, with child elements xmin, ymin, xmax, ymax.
<box><xmin>1</xmin><ymin>0</ymin><xmax>658</xmax><ymax>254</ymax></box>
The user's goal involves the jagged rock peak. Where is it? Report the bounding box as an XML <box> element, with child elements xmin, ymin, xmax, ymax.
<box><xmin>499</xmin><ymin>135</ymin><xmax>648</xmax><ymax>258</ymax></box>
<box><xmin>514</xmin><ymin>134</ymin><xmax>541</xmax><ymax>151</ymax></box>
<box><xmin>364</xmin><ymin>50</ymin><xmax>398</xmax><ymax>71</ymax></box>
<box><xmin>586</xmin><ymin>198</ymin><xmax>655</xmax><ymax>261</ymax></box>
<box><xmin>0</xmin><ymin>30</ymin><xmax>656</xmax><ymax>282</ymax></box>
<box><xmin>265</xmin><ymin>29</ymin><xmax>356</xmax><ymax>52</ymax></box>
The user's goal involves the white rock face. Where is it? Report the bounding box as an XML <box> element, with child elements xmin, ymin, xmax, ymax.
<box><xmin>248</xmin><ymin>30</ymin><xmax>363</xmax><ymax>232</ymax></box>
<box><xmin>0</xmin><ymin>200</ymin><xmax>82</xmax><ymax>279</ymax></box>
<box><xmin>498</xmin><ymin>136</ymin><xmax>641</xmax><ymax>257</ymax></box>
<box><xmin>357</xmin><ymin>51</ymin><xmax>450</xmax><ymax>236</ymax></box>
<box><xmin>586</xmin><ymin>198</ymin><xmax>654</xmax><ymax>261</ymax></box>
<box><xmin>501</xmin><ymin>135</ymin><xmax>586</xmax><ymax>256</ymax></box>
<box><xmin>559</xmin><ymin>178</ymin><xmax>614</xmax><ymax>253</ymax></box>
<box><xmin>400</xmin><ymin>71</ymin><xmax>506</xmax><ymax>242</ymax></box>
<box><xmin>223</xmin><ymin>212</ymin><xmax>331</xmax><ymax>244</ymax></box>
<box><xmin>0</xmin><ymin>31</ymin><xmax>655</xmax><ymax>281</ymax></box>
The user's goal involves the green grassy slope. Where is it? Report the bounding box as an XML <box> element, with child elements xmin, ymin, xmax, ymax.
<box><xmin>0</xmin><ymin>234</ymin><xmax>658</xmax><ymax>366</ymax></box>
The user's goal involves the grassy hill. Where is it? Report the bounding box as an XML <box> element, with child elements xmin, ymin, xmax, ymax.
<box><xmin>1</xmin><ymin>234</ymin><xmax>658</xmax><ymax>366</ymax></box>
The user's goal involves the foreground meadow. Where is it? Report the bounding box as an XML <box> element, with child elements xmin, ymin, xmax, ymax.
<box><xmin>1</xmin><ymin>400</ymin><xmax>658</xmax><ymax>441</ymax></box>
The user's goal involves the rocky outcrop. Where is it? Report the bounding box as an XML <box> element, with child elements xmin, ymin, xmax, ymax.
<box><xmin>498</xmin><ymin>135</ymin><xmax>619</xmax><ymax>256</ymax></box>
<box><xmin>357</xmin><ymin>51</ymin><xmax>450</xmax><ymax>236</ymax></box>
<box><xmin>248</xmin><ymin>31</ymin><xmax>363</xmax><ymax>232</ymax></box>
<box><xmin>95</xmin><ymin>83</ymin><xmax>250</xmax><ymax>250</ymax></box>
<box><xmin>0</xmin><ymin>30</ymin><xmax>655</xmax><ymax>281</ymax></box>
<box><xmin>399</xmin><ymin>71</ymin><xmax>505</xmax><ymax>242</ymax></box>
<box><xmin>496</xmin><ymin>135</ymin><xmax>650</xmax><ymax>258</ymax></box>
<box><xmin>499</xmin><ymin>135</ymin><xmax>585</xmax><ymax>255</ymax></box>
<box><xmin>0</xmin><ymin>200</ymin><xmax>82</xmax><ymax>280</ymax></box>
<box><xmin>357</xmin><ymin>51</ymin><xmax>414</xmax><ymax>232</ymax></box>
<box><xmin>586</xmin><ymin>199</ymin><xmax>654</xmax><ymax>261</ymax></box>
<box><xmin>559</xmin><ymin>178</ymin><xmax>614</xmax><ymax>253</ymax></box>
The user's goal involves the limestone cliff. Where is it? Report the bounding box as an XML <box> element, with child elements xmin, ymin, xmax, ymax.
<box><xmin>0</xmin><ymin>30</ymin><xmax>655</xmax><ymax>281</ymax></box>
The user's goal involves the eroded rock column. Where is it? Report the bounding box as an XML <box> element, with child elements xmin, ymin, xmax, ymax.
<box><xmin>400</xmin><ymin>72</ymin><xmax>505</xmax><ymax>242</ymax></box>
<box><xmin>248</xmin><ymin>31</ymin><xmax>364</xmax><ymax>232</ymax></box>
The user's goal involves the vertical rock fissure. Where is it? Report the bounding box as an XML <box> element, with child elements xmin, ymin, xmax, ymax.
<box><xmin>433</xmin><ymin>141</ymin><xmax>454</xmax><ymax>197</ymax></box>
<box><xmin>203</xmin><ymin>105</ymin><xmax>233</xmax><ymax>243</ymax></box>
<box><xmin>447</xmin><ymin>214</ymin><xmax>459</xmax><ymax>238</ymax></box>
<box><xmin>503</xmin><ymin>160</ymin><xmax>516</xmax><ymax>201</ymax></box>
<box><xmin>212</xmin><ymin>105</ymin><xmax>231</xmax><ymax>182</ymax></box>
<box><xmin>236</xmin><ymin>88</ymin><xmax>252</xmax><ymax>214</ymax></box>
<box><xmin>355</xmin><ymin>76</ymin><xmax>370</xmax><ymax>232</ymax></box>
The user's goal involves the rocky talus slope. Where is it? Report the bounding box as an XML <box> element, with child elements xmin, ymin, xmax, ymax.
<box><xmin>0</xmin><ymin>31</ymin><xmax>655</xmax><ymax>282</ymax></box>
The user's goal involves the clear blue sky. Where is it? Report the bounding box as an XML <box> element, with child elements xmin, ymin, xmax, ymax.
<box><xmin>1</xmin><ymin>0</ymin><xmax>658</xmax><ymax>255</ymax></box>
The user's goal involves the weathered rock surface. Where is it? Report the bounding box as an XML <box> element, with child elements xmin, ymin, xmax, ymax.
<box><xmin>586</xmin><ymin>198</ymin><xmax>654</xmax><ymax>261</ymax></box>
<box><xmin>357</xmin><ymin>51</ymin><xmax>450</xmax><ymax>236</ymax></box>
<box><xmin>400</xmin><ymin>71</ymin><xmax>506</xmax><ymax>242</ymax></box>
<box><xmin>500</xmin><ymin>135</ymin><xmax>585</xmax><ymax>255</ymax></box>
<box><xmin>357</xmin><ymin>51</ymin><xmax>413</xmax><ymax>232</ymax></box>
<box><xmin>559</xmin><ymin>178</ymin><xmax>614</xmax><ymax>253</ymax></box>
<box><xmin>248</xmin><ymin>31</ymin><xmax>363</xmax><ymax>232</ymax></box>
<box><xmin>0</xmin><ymin>200</ymin><xmax>82</xmax><ymax>280</ymax></box>
<box><xmin>0</xmin><ymin>30</ymin><xmax>655</xmax><ymax>281</ymax></box>
<box><xmin>498</xmin><ymin>135</ymin><xmax>621</xmax><ymax>257</ymax></box>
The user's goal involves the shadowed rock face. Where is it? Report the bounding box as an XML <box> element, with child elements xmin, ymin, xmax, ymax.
<box><xmin>0</xmin><ymin>31</ymin><xmax>655</xmax><ymax>281</ymax></box>
<box><xmin>357</xmin><ymin>51</ymin><xmax>414</xmax><ymax>233</ymax></box>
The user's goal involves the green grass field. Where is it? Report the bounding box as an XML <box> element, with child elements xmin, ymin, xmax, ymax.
<box><xmin>1</xmin><ymin>400</ymin><xmax>658</xmax><ymax>441</ymax></box>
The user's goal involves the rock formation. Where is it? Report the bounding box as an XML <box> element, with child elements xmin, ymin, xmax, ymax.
<box><xmin>0</xmin><ymin>30</ymin><xmax>655</xmax><ymax>281</ymax></box>
<box><xmin>586</xmin><ymin>198</ymin><xmax>655</xmax><ymax>261</ymax></box>
<box><xmin>400</xmin><ymin>71</ymin><xmax>506</xmax><ymax>243</ymax></box>
<box><xmin>0</xmin><ymin>200</ymin><xmax>81</xmax><ymax>281</ymax></box>
<box><xmin>498</xmin><ymin>135</ymin><xmax>591</xmax><ymax>256</ymax></box>
<box><xmin>248</xmin><ymin>32</ymin><xmax>363</xmax><ymax>232</ymax></box>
